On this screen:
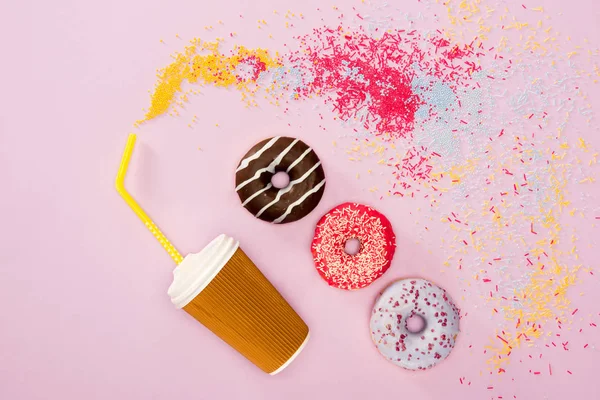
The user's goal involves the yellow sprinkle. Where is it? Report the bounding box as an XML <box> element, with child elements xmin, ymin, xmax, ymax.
<box><xmin>138</xmin><ymin>40</ymin><xmax>281</xmax><ymax>123</ymax></box>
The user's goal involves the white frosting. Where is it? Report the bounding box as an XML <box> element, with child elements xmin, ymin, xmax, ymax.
<box><xmin>272</xmin><ymin>179</ymin><xmax>326</xmax><ymax>223</ymax></box>
<box><xmin>255</xmin><ymin>161</ymin><xmax>322</xmax><ymax>218</ymax></box>
<box><xmin>285</xmin><ymin>147</ymin><xmax>313</xmax><ymax>173</ymax></box>
<box><xmin>370</xmin><ymin>279</ymin><xmax>460</xmax><ymax>370</ymax></box>
<box><xmin>242</xmin><ymin>183</ymin><xmax>272</xmax><ymax>206</ymax></box>
<box><xmin>168</xmin><ymin>234</ymin><xmax>239</xmax><ymax>308</ymax></box>
<box><xmin>235</xmin><ymin>139</ymin><xmax>299</xmax><ymax>191</ymax></box>
<box><xmin>235</xmin><ymin>136</ymin><xmax>280</xmax><ymax>173</ymax></box>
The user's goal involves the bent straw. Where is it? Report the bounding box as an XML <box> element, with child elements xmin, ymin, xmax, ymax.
<box><xmin>115</xmin><ymin>134</ymin><xmax>184</xmax><ymax>264</ymax></box>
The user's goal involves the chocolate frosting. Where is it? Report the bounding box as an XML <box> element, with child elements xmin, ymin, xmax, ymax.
<box><xmin>235</xmin><ymin>136</ymin><xmax>326</xmax><ymax>224</ymax></box>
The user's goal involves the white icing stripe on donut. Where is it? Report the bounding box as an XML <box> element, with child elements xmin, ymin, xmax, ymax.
<box><xmin>235</xmin><ymin>139</ymin><xmax>300</xmax><ymax>191</ymax></box>
<box><xmin>272</xmin><ymin>179</ymin><xmax>326</xmax><ymax>223</ymax></box>
<box><xmin>235</xmin><ymin>136</ymin><xmax>281</xmax><ymax>173</ymax></box>
<box><xmin>285</xmin><ymin>147</ymin><xmax>313</xmax><ymax>173</ymax></box>
<box><xmin>242</xmin><ymin>183</ymin><xmax>272</xmax><ymax>206</ymax></box>
<box><xmin>255</xmin><ymin>162</ymin><xmax>322</xmax><ymax>218</ymax></box>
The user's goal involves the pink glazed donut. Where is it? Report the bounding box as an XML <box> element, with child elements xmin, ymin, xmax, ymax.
<box><xmin>370</xmin><ymin>278</ymin><xmax>460</xmax><ymax>370</ymax></box>
<box><xmin>311</xmin><ymin>203</ymin><xmax>396</xmax><ymax>290</ymax></box>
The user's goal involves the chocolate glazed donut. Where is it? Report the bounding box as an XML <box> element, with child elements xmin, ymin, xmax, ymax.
<box><xmin>235</xmin><ymin>136</ymin><xmax>326</xmax><ymax>224</ymax></box>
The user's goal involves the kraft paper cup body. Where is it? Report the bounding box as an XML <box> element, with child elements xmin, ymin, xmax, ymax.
<box><xmin>168</xmin><ymin>234</ymin><xmax>310</xmax><ymax>374</ymax></box>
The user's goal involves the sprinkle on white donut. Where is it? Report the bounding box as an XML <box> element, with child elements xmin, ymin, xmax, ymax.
<box><xmin>370</xmin><ymin>278</ymin><xmax>460</xmax><ymax>370</ymax></box>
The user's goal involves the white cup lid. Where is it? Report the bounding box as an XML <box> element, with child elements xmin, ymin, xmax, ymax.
<box><xmin>167</xmin><ymin>234</ymin><xmax>239</xmax><ymax>308</ymax></box>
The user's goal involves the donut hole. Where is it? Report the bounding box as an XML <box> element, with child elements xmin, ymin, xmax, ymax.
<box><xmin>271</xmin><ymin>171</ymin><xmax>290</xmax><ymax>189</ymax></box>
<box><xmin>406</xmin><ymin>314</ymin><xmax>426</xmax><ymax>334</ymax></box>
<box><xmin>344</xmin><ymin>238</ymin><xmax>361</xmax><ymax>256</ymax></box>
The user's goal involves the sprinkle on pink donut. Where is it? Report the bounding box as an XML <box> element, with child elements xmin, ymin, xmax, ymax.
<box><xmin>311</xmin><ymin>202</ymin><xmax>396</xmax><ymax>290</ymax></box>
<box><xmin>370</xmin><ymin>278</ymin><xmax>460</xmax><ymax>370</ymax></box>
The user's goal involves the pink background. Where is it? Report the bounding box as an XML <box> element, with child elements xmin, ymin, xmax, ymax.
<box><xmin>2</xmin><ymin>0</ymin><xmax>599</xmax><ymax>399</ymax></box>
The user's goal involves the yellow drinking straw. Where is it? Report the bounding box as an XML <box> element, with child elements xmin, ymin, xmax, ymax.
<box><xmin>115</xmin><ymin>134</ymin><xmax>184</xmax><ymax>264</ymax></box>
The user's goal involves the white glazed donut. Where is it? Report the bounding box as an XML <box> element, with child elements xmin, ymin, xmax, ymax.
<box><xmin>370</xmin><ymin>278</ymin><xmax>460</xmax><ymax>370</ymax></box>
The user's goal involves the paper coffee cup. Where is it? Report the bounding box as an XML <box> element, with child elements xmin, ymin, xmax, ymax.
<box><xmin>168</xmin><ymin>234</ymin><xmax>310</xmax><ymax>374</ymax></box>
